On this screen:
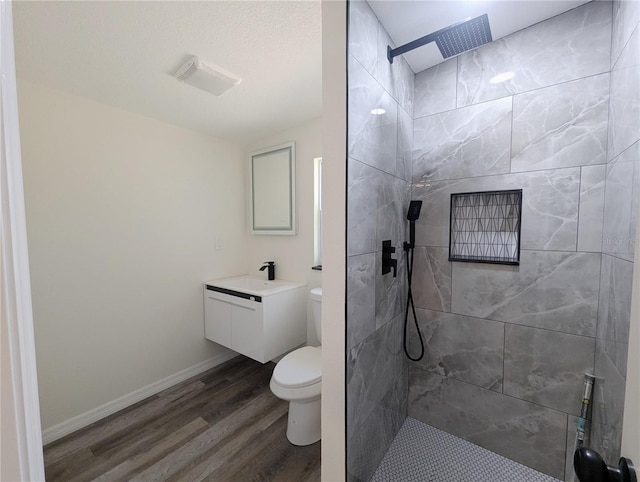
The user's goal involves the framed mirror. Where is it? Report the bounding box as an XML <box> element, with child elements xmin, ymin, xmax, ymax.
<box><xmin>249</xmin><ymin>141</ymin><xmax>296</xmax><ymax>235</ymax></box>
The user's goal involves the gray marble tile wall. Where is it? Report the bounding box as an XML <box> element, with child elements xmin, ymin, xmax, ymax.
<box><xmin>346</xmin><ymin>1</ymin><xmax>639</xmax><ymax>481</ymax></box>
<box><xmin>347</xmin><ymin>1</ymin><xmax>413</xmax><ymax>480</ymax></box>
<box><xmin>409</xmin><ymin>366</ymin><xmax>568</xmax><ymax>478</ymax></box>
<box><xmin>407</xmin><ymin>2</ymin><xmax>640</xmax><ymax>480</ymax></box>
<box><xmin>456</xmin><ymin>1</ymin><xmax>611</xmax><ymax>107</ymax></box>
<box><xmin>590</xmin><ymin>0</ymin><xmax>640</xmax><ymax>471</ymax></box>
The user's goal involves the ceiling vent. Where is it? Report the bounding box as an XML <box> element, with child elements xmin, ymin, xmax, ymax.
<box><xmin>174</xmin><ymin>56</ymin><xmax>241</xmax><ymax>96</ymax></box>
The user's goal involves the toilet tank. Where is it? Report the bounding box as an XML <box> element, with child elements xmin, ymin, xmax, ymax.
<box><xmin>310</xmin><ymin>288</ymin><xmax>322</xmax><ymax>343</ymax></box>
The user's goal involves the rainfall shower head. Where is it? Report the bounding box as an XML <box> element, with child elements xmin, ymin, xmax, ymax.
<box><xmin>387</xmin><ymin>14</ymin><xmax>493</xmax><ymax>63</ymax></box>
<box><xmin>436</xmin><ymin>14</ymin><xmax>492</xmax><ymax>58</ymax></box>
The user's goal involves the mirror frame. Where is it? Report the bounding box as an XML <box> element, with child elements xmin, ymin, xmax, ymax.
<box><xmin>249</xmin><ymin>141</ymin><xmax>296</xmax><ymax>235</ymax></box>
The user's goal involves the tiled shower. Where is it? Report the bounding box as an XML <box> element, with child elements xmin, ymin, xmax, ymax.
<box><xmin>346</xmin><ymin>1</ymin><xmax>640</xmax><ymax>481</ymax></box>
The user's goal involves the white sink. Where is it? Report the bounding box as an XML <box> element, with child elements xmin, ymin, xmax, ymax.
<box><xmin>204</xmin><ymin>275</ymin><xmax>308</xmax><ymax>363</ymax></box>
<box><xmin>205</xmin><ymin>275</ymin><xmax>304</xmax><ymax>297</ymax></box>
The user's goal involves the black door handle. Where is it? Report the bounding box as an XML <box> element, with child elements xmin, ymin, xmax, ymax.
<box><xmin>574</xmin><ymin>447</ymin><xmax>637</xmax><ymax>482</ymax></box>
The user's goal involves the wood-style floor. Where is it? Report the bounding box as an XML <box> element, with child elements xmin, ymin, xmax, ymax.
<box><xmin>43</xmin><ymin>356</ymin><xmax>321</xmax><ymax>481</ymax></box>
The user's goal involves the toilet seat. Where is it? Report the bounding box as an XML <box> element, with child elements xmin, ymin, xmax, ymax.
<box><xmin>272</xmin><ymin>346</ymin><xmax>322</xmax><ymax>389</ymax></box>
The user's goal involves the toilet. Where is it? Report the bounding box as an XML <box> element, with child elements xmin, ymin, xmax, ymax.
<box><xmin>270</xmin><ymin>287</ymin><xmax>322</xmax><ymax>446</ymax></box>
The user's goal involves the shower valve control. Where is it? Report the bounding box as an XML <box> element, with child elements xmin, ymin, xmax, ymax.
<box><xmin>382</xmin><ymin>240</ymin><xmax>397</xmax><ymax>278</ymax></box>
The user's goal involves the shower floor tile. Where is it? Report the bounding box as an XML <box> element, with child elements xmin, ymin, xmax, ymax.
<box><xmin>370</xmin><ymin>417</ymin><xmax>561</xmax><ymax>482</ymax></box>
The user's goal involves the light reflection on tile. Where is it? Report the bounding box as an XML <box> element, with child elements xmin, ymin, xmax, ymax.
<box><xmin>457</xmin><ymin>1</ymin><xmax>611</xmax><ymax>107</ymax></box>
<box><xmin>412</xmin><ymin>97</ymin><xmax>512</xmax><ymax>183</ymax></box>
<box><xmin>511</xmin><ymin>74</ymin><xmax>609</xmax><ymax>173</ymax></box>
<box><xmin>348</xmin><ymin>55</ymin><xmax>398</xmax><ymax>175</ymax></box>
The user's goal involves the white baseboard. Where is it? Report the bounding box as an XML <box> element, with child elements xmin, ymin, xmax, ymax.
<box><xmin>41</xmin><ymin>351</ymin><xmax>239</xmax><ymax>445</ymax></box>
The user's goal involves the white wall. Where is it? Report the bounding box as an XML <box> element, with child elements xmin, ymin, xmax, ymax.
<box><xmin>321</xmin><ymin>0</ymin><xmax>346</xmax><ymax>479</ymax></box>
<box><xmin>246</xmin><ymin>118</ymin><xmax>322</xmax><ymax>345</ymax></box>
<box><xmin>18</xmin><ymin>81</ymin><xmax>248</xmax><ymax>432</ymax></box>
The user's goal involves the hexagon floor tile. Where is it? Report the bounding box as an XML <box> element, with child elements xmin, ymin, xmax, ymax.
<box><xmin>370</xmin><ymin>418</ymin><xmax>562</xmax><ymax>482</ymax></box>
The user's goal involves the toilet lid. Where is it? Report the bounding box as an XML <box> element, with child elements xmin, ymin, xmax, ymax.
<box><xmin>273</xmin><ymin>346</ymin><xmax>322</xmax><ymax>388</ymax></box>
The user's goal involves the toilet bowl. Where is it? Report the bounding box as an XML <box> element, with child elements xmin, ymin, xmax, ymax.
<box><xmin>269</xmin><ymin>287</ymin><xmax>322</xmax><ymax>446</ymax></box>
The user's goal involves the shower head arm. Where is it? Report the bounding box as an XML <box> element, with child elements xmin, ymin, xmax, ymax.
<box><xmin>387</xmin><ymin>14</ymin><xmax>492</xmax><ymax>64</ymax></box>
<box><xmin>387</xmin><ymin>17</ymin><xmax>471</xmax><ymax>64</ymax></box>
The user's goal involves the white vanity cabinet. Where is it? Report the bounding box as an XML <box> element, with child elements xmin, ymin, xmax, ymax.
<box><xmin>203</xmin><ymin>277</ymin><xmax>307</xmax><ymax>363</ymax></box>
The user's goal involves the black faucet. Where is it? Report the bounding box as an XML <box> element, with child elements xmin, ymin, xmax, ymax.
<box><xmin>259</xmin><ymin>261</ymin><xmax>276</xmax><ymax>280</ymax></box>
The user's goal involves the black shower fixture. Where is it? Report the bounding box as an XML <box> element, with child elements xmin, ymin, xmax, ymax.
<box><xmin>405</xmin><ymin>200</ymin><xmax>422</xmax><ymax>251</ymax></box>
<box><xmin>403</xmin><ymin>200</ymin><xmax>425</xmax><ymax>362</ymax></box>
<box><xmin>388</xmin><ymin>14</ymin><xmax>493</xmax><ymax>64</ymax></box>
<box><xmin>407</xmin><ymin>200</ymin><xmax>422</xmax><ymax>221</ymax></box>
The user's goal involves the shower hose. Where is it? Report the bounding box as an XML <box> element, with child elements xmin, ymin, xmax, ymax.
<box><xmin>403</xmin><ymin>243</ymin><xmax>425</xmax><ymax>361</ymax></box>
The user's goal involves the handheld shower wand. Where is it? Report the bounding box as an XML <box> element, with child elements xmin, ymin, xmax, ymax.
<box><xmin>404</xmin><ymin>201</ymin><xmax>425</xmax><ymax>361</ymax></box>
<box><xmin>405</xmin><ymin>200</ymin><xmax>422</xmax><ymax>249</ymax></box>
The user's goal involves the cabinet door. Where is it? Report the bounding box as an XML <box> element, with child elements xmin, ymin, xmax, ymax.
<box><xmin>231</xmin><ymin>304</ymin><xmax>262</xmax><ymax>362</ymax></box>
<box><xmin>204</xmin><ymin>296</ymin><xmax>232</xmax><ymax>348</ymax></box>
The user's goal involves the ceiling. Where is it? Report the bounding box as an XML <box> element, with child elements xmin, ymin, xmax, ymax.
<box><xmin>369</xmin><ymin>0</ymin><xmax>592</xmax><ymax>73</ymax></box>
<box><xmin>13</xmin><ymin>1</ymin><xmax>593</xmax><ymax>144</ymax></box>
<box><xmin>12</xmin><ymin>1</ymin><xmax>322</xmax><ymax>145</ymax></box>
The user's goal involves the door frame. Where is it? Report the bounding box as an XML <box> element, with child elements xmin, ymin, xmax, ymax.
<box><xmin>1</xmin><ymin>0</ymin><xmax>45</xmax><ymax>479</ymax></box>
